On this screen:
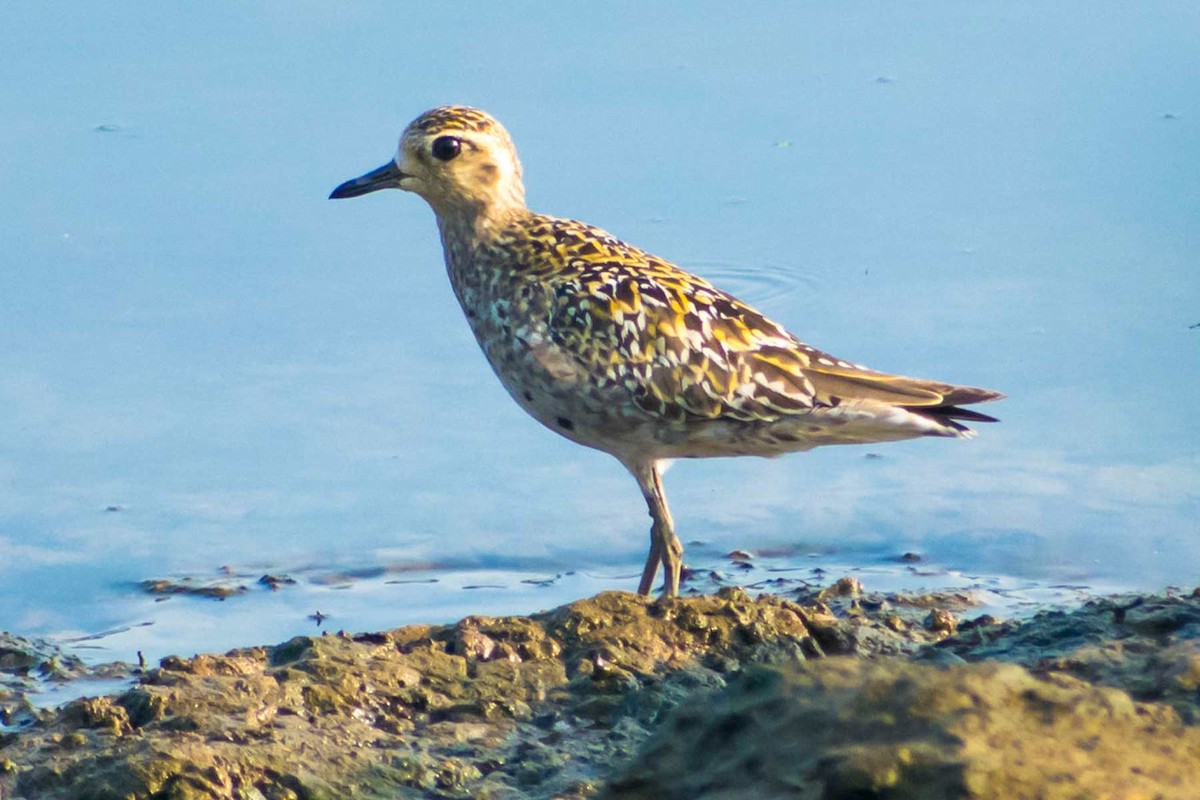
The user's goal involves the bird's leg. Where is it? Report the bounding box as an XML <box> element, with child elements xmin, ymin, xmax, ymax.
<box><xmin>638</xmin><ymin>534</ymin><xmax>663</xmax><ymax>596</ymax></box>
<box><xmin>631</xmin><ymin>461</ymin><xmax>682</xmax><ymax>598</ymax></box>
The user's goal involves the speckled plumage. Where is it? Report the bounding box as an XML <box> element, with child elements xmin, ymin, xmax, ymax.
<box><xmin>331</xmin><ymin>105</ymin><xmax>1003</xmax><ymax>597</ymax></box>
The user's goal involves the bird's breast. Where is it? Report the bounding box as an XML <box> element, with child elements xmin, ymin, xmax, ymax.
<box><xmin>447</xmin><ymin>268</ymin><xmax>641</xmax><ymax>444</ymax></box>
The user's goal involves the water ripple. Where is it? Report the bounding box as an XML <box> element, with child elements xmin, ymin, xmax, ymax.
<box><xmin>684</xmin><ymin>258</ymin><xmax>828</xmax><ymax>315</ymax></box>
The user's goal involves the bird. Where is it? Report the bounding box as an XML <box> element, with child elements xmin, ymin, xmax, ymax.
<box><xmin>329</xmin><ymin>105</ymin><xmax>1003</xmax><ymax>598</ymax></box>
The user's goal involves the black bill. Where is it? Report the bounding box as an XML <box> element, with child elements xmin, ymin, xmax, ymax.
<box><xmin>329</xmin><ymin>161</ymin><xmax>406</xmax><ymax>199</ymax></box>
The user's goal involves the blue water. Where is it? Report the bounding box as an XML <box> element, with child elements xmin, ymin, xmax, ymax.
<box><xmin>2</xmin><ymin>3</ymin><xmax>1198</xmax><ymax>666</ymax></box>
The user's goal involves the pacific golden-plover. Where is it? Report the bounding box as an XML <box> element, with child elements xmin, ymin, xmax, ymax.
<box><xmin>330</xmin><ymin>105</ymin><xmax>1003</xmax><ymax>598</ymax></box>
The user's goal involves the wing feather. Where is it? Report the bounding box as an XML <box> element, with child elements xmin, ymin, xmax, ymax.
<box><xmin>534</xmin><ymin>217</ymin><xmax>1001</xmax><ymax>427</ymax></box>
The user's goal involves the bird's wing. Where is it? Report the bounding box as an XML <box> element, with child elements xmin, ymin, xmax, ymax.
<box><xmin>545</xmin><ymin>250</ymin><xmax>999</xmax><ymax>424</ymax></box>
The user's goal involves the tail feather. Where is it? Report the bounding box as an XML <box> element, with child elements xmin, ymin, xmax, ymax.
<box><xmin>786</xmin><ymin>353</ymin><xmax>1004</xmax><ymax>438</ymax></box>
<box><xmin>896</xmin><ymin>380</ymin><xmax>1003</xmax><ymax>429</ymax></box>
<box><xmin>933</xmin><ymin>385</ymin><xmax>1006</xmax><ymax>407</ymax></box>
<box><xmin>919</xmin><ymin>405</ymin><xmax>1001</xmax><ymax>424</ymax></box>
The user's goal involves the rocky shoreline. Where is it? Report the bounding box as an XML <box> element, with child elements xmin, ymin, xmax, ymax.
<box><xmin>4</xmin><ymin>580</ymin><xmax>1200</xmax><ymax>799</ymax></box>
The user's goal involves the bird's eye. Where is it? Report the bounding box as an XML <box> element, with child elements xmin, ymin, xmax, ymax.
<box><xmin>431</xmin><ymin>136</ymin><xmax>462</xmax><ymax>161</ymax></box>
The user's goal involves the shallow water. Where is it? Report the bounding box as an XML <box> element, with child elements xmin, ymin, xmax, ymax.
<box><xmin>2</xmin><ymin>3</ymin><xmax>1198</xmax><ymax>668</ymax></box>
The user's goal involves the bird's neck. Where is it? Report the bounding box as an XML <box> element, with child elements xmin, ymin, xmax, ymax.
<box><xmin>436</xmin><ymin>203</ymin><xmax>531</xmax><ymax>284</ymax></box>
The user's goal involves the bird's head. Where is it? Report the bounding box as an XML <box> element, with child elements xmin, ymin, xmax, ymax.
<box><xmin>330</xmin><ymin>105</ymin><xmax>526</xmax><ymax>218</ymax></box>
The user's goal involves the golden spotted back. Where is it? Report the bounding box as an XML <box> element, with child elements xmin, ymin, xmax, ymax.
<box><xmin>467</xmin><ymin>213</ymin><xmax>999</xmax><ymax>433</ymax></box>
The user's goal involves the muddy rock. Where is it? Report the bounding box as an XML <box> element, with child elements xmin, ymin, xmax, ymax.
<box><xmin>1</xmin><ymin>588</ymin><xmax>869</xmax><ymax>799</ymax></box>
<box><xmin>1</xmin><ymin>633</ymin><xmax>134</xmax><ymax>733</ymax></box>
<box><xmin>1</xmin><ymin>633</ymin><xmax>91</xmax><ymax>688</ymax></box>
<box><xmin>605</xmin><ymin>658</ymin><xmax>1200</xmax><ymax>800</ymax></box>
<box><xmin>793</xmin><ymin>583</ymin><xmax>975</xmax><ymax>657</ymax></box>
<box><xmin>939</xmin><ymin>591</ymin><xmax>1200</xmax><ymax>721</ymax></box>
<box><xmin>140</xmin><ymin>577</ymin><xmax>249</xmax><ymax>599</ymax></box>
<box><xmin>5</xmin><ymin>584</ymin><xmax>1200</xmax><ymax>798</ymax></box>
